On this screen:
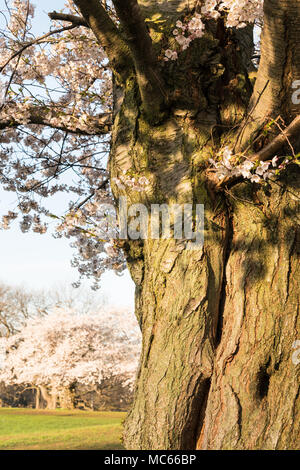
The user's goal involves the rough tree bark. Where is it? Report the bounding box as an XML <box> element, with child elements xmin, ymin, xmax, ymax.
<box><xmin>67</xmin><ymin>0</ymin><xmax>300</xmax><ymax>449</ymax></box>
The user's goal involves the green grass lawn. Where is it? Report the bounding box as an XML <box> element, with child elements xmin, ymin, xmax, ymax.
<box><xmin>0</xmin><ymin>408</ymin><xmax>126</xmax><ymax>450</ymax></box>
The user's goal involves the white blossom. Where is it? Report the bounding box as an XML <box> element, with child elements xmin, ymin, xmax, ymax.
<box><xmin>0</xmin><ymin>309</ymin><xmax>141</xmax><ymax>392</ymax></box>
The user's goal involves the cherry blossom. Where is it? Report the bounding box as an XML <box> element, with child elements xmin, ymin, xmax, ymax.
<box><xmin>0</xmin><ymin>308</ymin><xmax>141</xmax><ymax>394</ymax></box>
<box><xmin>208</xmin><ymin>145</ymin><xmax>281</xmax><ymax>183</ymax></box>
<box><xmin>165</xmin><ymin>0</ymin><xmax>264</xmax><ymax>60</ymax></box>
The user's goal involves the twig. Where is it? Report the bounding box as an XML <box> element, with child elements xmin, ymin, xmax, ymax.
<box><xmin>73</xmin><ymin>178</ymin><xmax>109</xmax><ymax>211</ymax></box>
<box><xmin>234</xmin><ymin>80</ymin><xmax>270</xmax><ymax>152</ymax></box>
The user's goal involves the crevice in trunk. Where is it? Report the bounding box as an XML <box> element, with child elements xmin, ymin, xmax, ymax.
<box><xmin>192</xmin><ymin>378</ymin><xmax>211</xmax><ymax>449</ymax></box>
<box><xmin>257</xmin><ymin>357</ymin><xmax>271</xmax><ymax>400</ymax></box>
<box><xmin>215</xmin><ymin>200</ymin><xmax>233</xmax><ymax>346</ymax></box>
<box><xmin>257</xmin><ymin>368</ymin><xmax>270</xmax><ymax>400</ymax></box>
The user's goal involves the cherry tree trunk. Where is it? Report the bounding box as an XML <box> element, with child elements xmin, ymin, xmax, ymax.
<box><xmin>113</xmin><ymin>132</ymin><xmax>299</xmax><ymax>450</ymax></box>
<box><xmin>35</xmin><ymin>387</ymin><xmax>41</xmax><ymax>410</ymax></box>
<box><xmin>58</xmin><ymin>386</ymin><xmax>76</xmax><ymax>409</ymax></box>
<box><xmin>37</xmin><ymin>385</ymin><xmax>57</xmax><ymax>410</ymax></box>
<box><xmin>117</xmin><ymin>153</ymin><xmax>299</xmax><ymax>450</ymax></box>
<box><xmin>107</xmin><ymin>0</ymin><xmax>300</xmax><ymax>450</ymax></box>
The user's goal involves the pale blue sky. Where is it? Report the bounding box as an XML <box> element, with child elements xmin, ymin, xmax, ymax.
<box><xmin>0</xmin><ymin>1</ymin><xmax>135</xmax><ymax>309</ymax></box>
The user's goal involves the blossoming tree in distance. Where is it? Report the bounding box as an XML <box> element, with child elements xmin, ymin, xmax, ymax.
<box><xmin>0</xmin><ymin>309</ymin><xmax>141</xmax><ymax>409</ymax></box>
<box><xmin>0</xmin><ymin>0</ymin><xmax>299</xmax><ymax>449</ymax></box>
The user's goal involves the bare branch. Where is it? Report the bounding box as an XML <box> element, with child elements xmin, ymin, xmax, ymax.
<box><xmin>112</xmin><ymin>0</ymin><xmax>167</xmax><ymax>118</ymax></box>
<box><xmin>234</xmin><ymin>80</ymin><xmax>270</xmax><ymax>152</ymax></box>
<box><xmin>48</xmin><ymin>11</ymin><xmax>89</xmax><ymax>28</ymax></box>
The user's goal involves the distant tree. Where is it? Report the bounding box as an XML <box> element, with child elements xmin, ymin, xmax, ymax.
<box><xmin>0</xmin><ymin>309</ymin><xmax>141</xmax><ymax>409</ymax></box>
<box><xmin>0</xmin><ymin>283</ymin><xmax>48</xmax><ymax>337</ymax></box>
<box><xmin>47</xmin><ymin>282</ymin><xmax>108</xmax><ymax>315</ymax></box>
<box><xmin>0</xmin><ymin>282</ymin><xmax>107</xmax><ymax>338</ymax></box>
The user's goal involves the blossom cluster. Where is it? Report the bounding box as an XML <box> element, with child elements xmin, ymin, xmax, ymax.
<box><xmin>209</xmin><ymin>146</ymin><xmax>283</xmax><ymax>183</ymax></box>
<box><xmin>165</xmin><ymin>0</ymin><xmax>264</xmax><ymax>60</ymax></box>
<box><xmin>7</xmin><ymin>0</ymin><xmax>35</xmax><ymax>36</ymax></box>
<box><xmin>53</xmin><ymin>191</ymin><xmax>126</xmax><ymax>289</ymax></box>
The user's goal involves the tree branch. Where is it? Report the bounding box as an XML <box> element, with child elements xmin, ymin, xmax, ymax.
<box><xmin>48</xmin><ymin>11</ymin><xmax>89</xmax><ymax>28</ymax></box>
<box><xmin>238</xmin><ymin>0</ymin><xmax>300</xmax><ymax>148</ymax></box>
<box><xmin>0</xmin><ymin>104</ymin><xmax>112</xmax><ymax>135</ymax></box>
<box><xmin>72</xmin><ymin>178</ymin><xmax>109</xmax><ymax>211</ymax></box>
<box><xmin>249</xmin><ymin>115</ymin><xmax>300</xmax><ymax>162</ymax></box>
<box><xmin>73</xmin><ymin>0</ymin><xmax>132</xmax><ymax>83</ymax></box>
<box><xmin>112</xmin><ymin>0</ymin><xmax>167</xmax><ymax>119</ymax></box>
